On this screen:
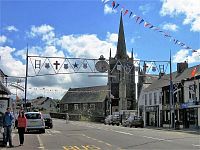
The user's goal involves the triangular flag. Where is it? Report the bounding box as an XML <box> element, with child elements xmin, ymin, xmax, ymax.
<box><xmin>124</xmin><ymin>10</ymin><xmax>128</xmax><ymax>16</ymax></box>
<box><xmin>114</xmin><ymin>3</ymin><xmax>119</xmax><ymax>9</ymax></box>
<box><xmin>191</xmin><ymin>67</ymin><xmax>198</xmax><ymax>77</ymax></box>
<box><xmin>139</xmin><ymin>19</ymin><xmax>144</xmax><ymax>24</ymax></box>
<box><xmin>144</xmin><ymin>22</ymin><xmax>150</xmax><ymax>27</ymax></box>
<box><xmin>131</xmin><ymin>14</ymin><xmax>136</xmax><ymax>19</ymax></box>
<box><xmin>136</xmin><ymin>16</ymin><xmax>140</xmax><ymax>23</ymax></box>
<box><xmin>112</xmin><ymin>1</ymin><xmax>115</xmax><ymax>9</ymax></box>
<box><xmin>129</xmin><ymin>12</ymin><xmax>133</xmax><ymax>18</ymax></box>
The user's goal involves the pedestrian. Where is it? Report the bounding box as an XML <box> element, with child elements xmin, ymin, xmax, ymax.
<box><xmin>17</xmin><ymin>111</ymin><xmax>27</xmax><ymax>146</ymax></box>
<box><xmin>3</xmin><ymin>107</ymin><xmax>14</xmax><ymax>147</ymax></box>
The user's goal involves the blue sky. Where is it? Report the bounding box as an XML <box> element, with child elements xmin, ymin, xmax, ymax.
<box><xmin>0</xmin><ymin>0</ymin><xmax>199</xmax><ymax>99</ymax></box>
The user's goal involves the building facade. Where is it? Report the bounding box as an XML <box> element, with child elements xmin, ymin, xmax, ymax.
<box><xmin>139</xmin><ymin>62</ymin><xmax>200</xmax><ymax>129</ymax></box>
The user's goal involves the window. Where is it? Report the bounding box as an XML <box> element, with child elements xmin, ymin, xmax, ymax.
<box><xmin>64</xmin><ymin>104</ymin><xmax>68</xmax><ymax>110</ymax></box>
<box><xmin>149</xmin><ymin>93</ymin><xmax>152</xmax><ymax>105</ymax></box>
<box><xmin>74</xmin><ymin>104</ymin><xmax>79</xmax><ymax>110</ymax></box>
<box><xmin>159</xmin><ymin>92</ymin><xmax>162</xmax><ymax>104</ymax></box>
<box><xmin>83</xmin><ymin>104</ymin><xmax>87</xmax><ymax>110</ymax></box>
<box><xmin>154</xmin><ymin>92</ymin><xmax>157</xmax><ymax>105</ymax></box>
<box><xmin>25</xmin><ymin>113</ymin><xmax>41</xmax><ymax>119</ymax></box>
<box><xmin>145</xmin><ymin>94</ymin><xmax>147</xmax><ymax>105</ymax></box>
<box><xmin>90</xmin><ymin>104</ymin><xmax>95</xmax><ymax>110</ymax></box>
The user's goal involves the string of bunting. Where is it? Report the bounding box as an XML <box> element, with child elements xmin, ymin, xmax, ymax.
<box><xmin>103</xmin><ymin>0</ymin><xmax>198</xmax><ymax>53</ymax></box>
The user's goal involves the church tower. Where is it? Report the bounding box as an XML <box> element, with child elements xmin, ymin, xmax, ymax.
<box><xmin>109</xmin><ymin>13</ymin><xmax>136</xmax><ymax>113</ymax></box>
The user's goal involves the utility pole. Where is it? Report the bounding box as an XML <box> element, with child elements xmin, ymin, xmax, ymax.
<box><xmin>24</xmin><ymin>45</ymin><xmax>29</xmax><ymax>111</ymax></box>
<box><xmin>169</xmin><ymin>50</ymin><xmax>174</xmax><ymax>128</ymax></box>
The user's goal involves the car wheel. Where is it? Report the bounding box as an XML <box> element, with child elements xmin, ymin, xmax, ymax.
<box><xmin>40</xmin><ymin>129</ymin><xmax>45</xmax><ymax>134</ymax></box>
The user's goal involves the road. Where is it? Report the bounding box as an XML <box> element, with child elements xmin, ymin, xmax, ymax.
<box><xmin>1</xmin><ymin>119</ymin><xmax>200</xmax><ymax>150</ymax></box>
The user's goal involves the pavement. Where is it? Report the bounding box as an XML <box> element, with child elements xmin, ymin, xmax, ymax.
<box><xmin>145</xmin><ymin>126</ymin><xmax>200</xmax><ymax>135</ymax></box>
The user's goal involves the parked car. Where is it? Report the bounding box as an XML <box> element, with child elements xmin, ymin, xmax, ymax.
<box><xmin>129</xmin><ymin>116</ymin><xmax>144</xmax><ymax>128</ymax></box>
<box><xmin>42</xmin><ymin>114</ymin><xmax>53</xmax><ymax>129</ymax></box>
<box><xmin>104</xmin><ymin>115</ymin><xmax>113</xmax><ymax>125</ymax></box>
<box><xmin>112</xmin><ymin>112</ymin><xmax>120</xmax><ymax>126</ymax></box>
<box><xmin>122</xmin><ymin>115</ymin><xmax>135</xmax><ymax>127</ymax></box>
<box><xmin>25</xmin><ymin>112</ymin><xmax>45</xmax><ymax>133</ymax></box>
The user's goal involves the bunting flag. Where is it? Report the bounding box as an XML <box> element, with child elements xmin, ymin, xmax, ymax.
<box><xmin>136</xmin><ymin>16</ymin><xmax>140</xmax><ymax>23</ymax></box>
<box><xmin>124</xmin><ymin>10</ymin><xmax>128</xmax><ymax>16</ymax></box>
<box><xmin>191</xmin><ymin>67</ymin><xmax>197</xmax><ymax>77</ymax></box>
<box><xmin>114</xmin><ymin>3</ymin><xmax>120</xmax><ymax>9</ymax></box>
<box><xmin>139</xmin><ymin>19</ymin><xmax>144</xmax><ymax>24</ymax></box>
<box><xmin>144</xmin><ymin>22</ymin><xmax>150</xmax><ymax>27</ymax></box>
<box><xmin>129</xmin><ymin>12</ymin><xmax>133</xmax><ymax>18</ymax></box>
<box><xmin>104</xmin><ymin>0</ymin><xmax>196</xmax><ymax>52</ymax></box>
<box><xmin>112</xmin><ymin>1</ymin><xmax>115</xmax><ymax>9</ymax></box>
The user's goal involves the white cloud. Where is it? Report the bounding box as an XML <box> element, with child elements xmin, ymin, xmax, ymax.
<box><xmin>173</xmin><ymin>49</ymin><xmax>200</xmax><ymax>63</ymax></box>
<box><xmin>57</xmin><ymin>34</ymin><xmax>116</xmax><ymax>59</ymax></box>
<box><xmin>104</xmin><ymin>4</ymin><xmax>117</xmax><ymax>14</ymax></box>
<box><xmin>130</xmin><ymin>36</ymin><xmax>141</xmax><ymax>43</ymax></box>
<box><xmin>139</xmin><ymin>4</ymin><xmax>152</xmax><ymax>15</ymax></box>
<box><xmin>106</xmin><ymin>32</ymin><xmax>118</xmax><ymax>43</ymax></box>
<box><xmin>0</xmin><ymin>35</ymin><xmax>7</xmax><ymax>44</ymax></box>
<box><xmin>29</xmin><ymin>24</ymin><xmax>56</xmax><ymax>44</ymax></box>
<box><xmin>5</xmin><ymin>25</ymin><xmax>18</xmax><ymax>32</ymax></box>
<box><xmin>162</xmin><ymin>23</ymin><xmax>179</xmax><ymax>31</ymax></box>
<box><xmin>160</xmin><ymin>0</ymin><xmax>200</xmax><ymax>32</ymax></box>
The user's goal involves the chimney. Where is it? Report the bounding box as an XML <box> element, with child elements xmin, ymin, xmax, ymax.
<box><xmin>177</xmin><ymin>61</ymin><xmax>188</xmax><ymax>74</ymax></box>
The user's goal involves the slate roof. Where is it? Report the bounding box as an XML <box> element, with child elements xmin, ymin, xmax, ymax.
<box><xmin>60</xmin><ymin>85</ymin><xmax>108</xmax><ymax>104</ymax></box>
<box><xmin>144</xmin><ymin>65</ymin><xmax>200</xmax><ymax>92</ymax></box>
<box><xmin>0</xmin><ymin>81</ymin><xmax>11</xmax><ymax>95</ymax></box>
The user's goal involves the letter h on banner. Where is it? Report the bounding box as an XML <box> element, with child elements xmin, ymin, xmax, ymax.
<box><xmin>35</xmin><ymin>60</ymin><xmax>41</xmax><ymax>69</ymax></box>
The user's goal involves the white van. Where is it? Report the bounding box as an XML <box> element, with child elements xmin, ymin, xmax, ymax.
<box><xmin>25</xmin><ymin>112</ymin><xmax>45</xmax><ymax>133</ymax></box>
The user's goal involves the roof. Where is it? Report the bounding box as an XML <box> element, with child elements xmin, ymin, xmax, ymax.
<box><xmin>0</xmin><ymin>81</ymin><xmax>11</xmax><ymax>95</ymax></box>
<box><xmin>60</xmin><ymin>85</ymin><xmax>108</xmax><ymax>104</ymax></box>
<box><xmin>115</xmin><ymin>13</ymin><xmax>127</xmax><ymax>59</ymax></box>
<box><xmin>144</xmin><ymin>65</ymin><xmax>200</xmax><ymax>92</ymax></box>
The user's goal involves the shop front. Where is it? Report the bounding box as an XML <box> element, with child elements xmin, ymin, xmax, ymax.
<box><xmin>180</xmin><ymin>102</ymin><xmax>200</xmax><ymax>129</ymax></box>
<box><xmin>145</xmin><ymin>105</ymin><xmax>159</xmax><ymax>127</ymax></box>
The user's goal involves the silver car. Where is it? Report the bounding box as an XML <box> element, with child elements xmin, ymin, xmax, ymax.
<box><xmin>25</xmin><ymin>112</ymin><xmax>45</xmax><ymax>133</ymax></box>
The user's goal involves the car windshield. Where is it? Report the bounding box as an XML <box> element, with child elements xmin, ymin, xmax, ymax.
<box><xmin>25</xmin><ymin>113</ymin><xmax>41</xmax><ymax>119</ymax></box>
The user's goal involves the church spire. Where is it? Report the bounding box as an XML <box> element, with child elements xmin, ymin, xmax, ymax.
<box><xmin>115</xmin><ymin>13</ymin><xmax>127</xmax><ymax>59</ymax></box>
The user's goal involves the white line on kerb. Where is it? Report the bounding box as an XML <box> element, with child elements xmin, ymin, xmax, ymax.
<box><xmin>37</xmin><ymin>134</ymin><xmax>45</xmax><ymax>150</ymax></box>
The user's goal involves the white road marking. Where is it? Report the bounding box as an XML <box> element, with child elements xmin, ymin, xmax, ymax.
<box><xmin>143</xmin><ymin>136</ymin><xmax>172</xmax><ymax>142</ymax></box>
<box><xmin>37</xmin><ymin>134</ymin><xmax>45</xmax><ymax>150</ymax></box>
<box><xmin>192</xmin><ymin>144</ymin><xmax>200</xmax><ymax>147</ymax></box>
<box><xmin>111</xmin><ymin>130</ymin><xmax>134</xmax><ymax>135</ymax></box>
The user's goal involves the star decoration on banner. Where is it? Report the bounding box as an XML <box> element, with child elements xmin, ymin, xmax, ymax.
<box><xmin>73</xmin><ymin>62</ymin><xmax>78</xmax><ymax>68</ymax></box>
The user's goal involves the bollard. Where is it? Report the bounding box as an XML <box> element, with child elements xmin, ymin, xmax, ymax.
<box><xmin>66</xmin><ymin>113</ymin><xmax>69</xmax><ymax>124</ymax></box>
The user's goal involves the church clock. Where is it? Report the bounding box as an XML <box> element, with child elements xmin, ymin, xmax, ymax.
<box><xmin>95</xmin><ymin>60</ymin><xmax>109</xmax><ymax>73</ymax></box>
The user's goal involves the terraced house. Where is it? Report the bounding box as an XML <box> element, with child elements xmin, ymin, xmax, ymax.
<box><xmin>139</xmin><ymin>62</ymin><xmax>200</xmax><ymax>129</ymax></box>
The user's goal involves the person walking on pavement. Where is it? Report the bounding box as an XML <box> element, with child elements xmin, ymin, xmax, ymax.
<box><xmin>17</xmin><ymin>111</ymin><xmax>27</xmax><ymax>146</ymax></box>
<box><xmin>3</xmin><ymin>107</ymin><xmax>14</xmax><ymax>147</ymax></box>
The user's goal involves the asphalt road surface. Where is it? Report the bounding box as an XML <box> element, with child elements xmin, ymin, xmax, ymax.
<box><xmin>1</xmin><ymin>119</ymin><xmax>200</xmax><ymax>150</ymax></box>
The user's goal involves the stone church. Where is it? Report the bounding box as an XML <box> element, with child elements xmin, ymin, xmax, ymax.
<box><xmin>60</xmin><ymin>14</ymin><xmax>138</xmax><ymax>117</ymax></box>
<box><xmin>109</xmin><ymin>13</ymin><xmax>136</xmax><ymax>113</ymax></box>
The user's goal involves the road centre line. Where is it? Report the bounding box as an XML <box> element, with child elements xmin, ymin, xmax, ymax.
<box><xmin>192</xmin><ymin>144</ymin><xmax>200</xmax><ymax>147</ymax></box>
